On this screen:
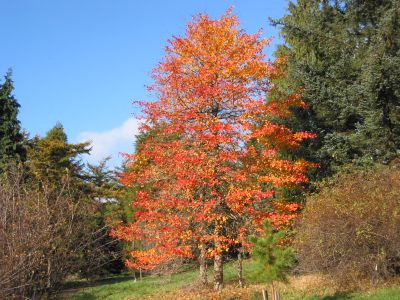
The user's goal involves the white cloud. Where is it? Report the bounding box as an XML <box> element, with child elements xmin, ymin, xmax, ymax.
<box><xmin>78</xmin><ymin>118</ymin><xmax>140</xmax><ymax>166</ymax></box>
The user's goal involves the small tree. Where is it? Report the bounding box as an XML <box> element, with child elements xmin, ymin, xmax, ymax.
<box><xmin>250</xmin><ymin>221</ymin><xmax>294</xmax><ymax>298</ymax></box>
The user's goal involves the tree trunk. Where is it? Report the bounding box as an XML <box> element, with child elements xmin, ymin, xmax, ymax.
<box><xmin>237</xmin><ymin>249</ymin><xmax>244</xmax><ymax>287</ymax></box>
<box><xmin>46</xmin><ymin>257</ymin><xmax>52</xmax><ymax>289</ymax></box>
<box><xmin>132</xmin><ymin>241</ymin><xmax>137</xmax><ymax>282</ymax></box>
<box><xmin>271</xmin><ymin>281</ymin><xmax>278</xmax><ymax>300</ymax></box>
<box><xmin>213</xmin><ymin>251</ymin><xmax>223</xmax><ymax>291</ymax></box>
<box><xmin>262</xmin><ymin>289</ymin><xmax>268</xmax><ymax>300</ymax></box>
<box><xmin>199</xmin><ymin>243</ymin><xmax>208</xmax><ymax>285</ymax></box>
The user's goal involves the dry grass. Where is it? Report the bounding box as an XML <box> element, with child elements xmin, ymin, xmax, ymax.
<box><xmin>143</xmin><ymin>273</ymin><xmax>339</xmax><ymax>300</ymax></box>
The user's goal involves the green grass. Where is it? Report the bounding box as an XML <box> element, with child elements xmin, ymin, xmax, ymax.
<box><xmin>65</xmin><ymin>261</ymin><xmax>400</xmax><ymax>300</ymax></box>
<box><xmin>65</xmin><ymin>269</ymin><xmax>198</xmax><ymax>300</ymax></box>
<box><xmin>65</xmin><ymin>260</ymin><xmax>253</xmax><ymax>300</ymax></box>
<box><xmin>351</xmin><ymin>287</ymin><xmax>400</xmax><ymax>300</ymax></box>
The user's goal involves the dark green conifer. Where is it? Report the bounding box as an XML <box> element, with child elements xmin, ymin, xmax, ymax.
<box><xmin>273</xmin><ymin>0</ymin><xmax>400</xmax><ymax>174</ymax></box>
<box><xmin>0</xmin><ymin>71</ymin><xmax>26</xmax><ymax>172</ymax></box>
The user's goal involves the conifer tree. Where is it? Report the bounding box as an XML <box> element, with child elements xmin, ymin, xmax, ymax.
<box><xmin>250</xmin><ymin>221</ymin><xmax>294</xmax><ymax>299</ymax></box>
<box><xmin>274</xmin><ymin>0</ymin><xmax>400</xmax><ymax>173</ymax></box>
<box><xmin>27</xmin><ymin>122</ymin><xmax>90</xmax><ymax>184</ymax></box>
<box><xmin>250</xmin><ymin>221</ymin><xmax>294</xmax><ymax>283</ymax></box>
<box><xmin>0</xmin><ymin>71</ymin><xmax>26</xmax><ymax>172</ymax></box>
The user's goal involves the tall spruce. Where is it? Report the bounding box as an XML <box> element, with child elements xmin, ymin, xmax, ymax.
<box><xmin>273</xmin><ymin>0</ymin><xmax>400</xmax><ymax>174</ymax></box>
<box><xmin>0</xmin><ymin>71</ymin><xmax>26</xmax><ymax>172</ymax></box>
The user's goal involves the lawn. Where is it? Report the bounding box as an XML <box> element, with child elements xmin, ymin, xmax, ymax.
<box><xmin>64</xmin><ymin>260</ymin><xmax>400</xmax><ymax>300</ymax></box>
<box><xmin>64</xmin><ymin>268</ymin><xmax>199</xmax><ymax>300</ymax></box>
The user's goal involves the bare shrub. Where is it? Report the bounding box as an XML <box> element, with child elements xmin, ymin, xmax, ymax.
<box><xmin>295</xmin><ymin>161</ymin><xmax>400</xmax><ymax>288</ymax></box>
<box><xmin>0</xmin><ymin>167</ymin><xmax>100</xmax><ymax>299</ymax></box>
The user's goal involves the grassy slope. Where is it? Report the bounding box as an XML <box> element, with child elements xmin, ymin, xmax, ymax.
<box><xmin>66</xmin><ymin>260</ymin><xmax>400</xmax><ymax>300</ymax></box>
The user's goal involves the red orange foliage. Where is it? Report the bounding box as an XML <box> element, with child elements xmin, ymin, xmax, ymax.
<box><xmin>112</xmin><ymin>9</ymin><xmax>315</xmax><ymax>271</ymax></box>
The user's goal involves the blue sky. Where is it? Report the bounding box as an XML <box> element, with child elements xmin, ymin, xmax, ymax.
<box><xmin>0</xmin><ymin>0</ymin><xmax>288</xmax><ymax>166</ymax></box>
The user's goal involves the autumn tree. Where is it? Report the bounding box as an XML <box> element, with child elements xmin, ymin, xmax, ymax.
<box><xmin>114</xmin><ymin>10</ymin><xmax>315</xmax><ymax>290</ymax></box>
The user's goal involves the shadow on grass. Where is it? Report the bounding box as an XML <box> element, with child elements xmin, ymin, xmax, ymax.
<box><xmin>63</xmin><ymin>274</ymin><xmax>136</xmax><ymax>289</ymax></box>
<box><xmin>65</xmin><ymin>292</ymin><xmax>96</xmax><ymax>300</ymax></box>
<box><xmin>57</xmin><ymin>274</ymin><xmax>136</xmax><ymax>299</ymax></box>
<box><xmin>321</xmin><ymin>292</ymin><xmax>354</xmax><ymax>300</ymax></box>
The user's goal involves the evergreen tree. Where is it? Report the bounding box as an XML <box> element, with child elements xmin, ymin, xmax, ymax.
<box><xmin>85</xmin><ymin>157</ymin><xmax>120</xmax><ymax>198</ymax></box>
<box><xmin>26</xmin><ymin>122</ymin><xmax>90</xmax><ymax>184</ymax></box>
<box><xmin>0</xmin><ymin>71</ymin><xmax>26</xmax><ymax>172</ymax></box>
<box><xmin>273</xmin><ymin>0</ymin><xmax>400</xmax><ymax>174</ymax></box>
<box><xmin>250</xmin><ymin>221</ymin><xmax>294</xmax><ymax>283</ymax></box>
<box><xmin>82</xmin><ymin>157</ymin><xmax>126</xmax><ymax>276</ymax></box>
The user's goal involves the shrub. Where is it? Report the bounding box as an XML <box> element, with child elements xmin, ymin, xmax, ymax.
<box><xmin>295</xmin><ymin>161</ymin><xmax>400</xmax><ymax>287</ymax></box>
<box><xmin>0</xmin><ymin>167</ymin><xmax>102</xmax><ymax>298</ymax></box>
